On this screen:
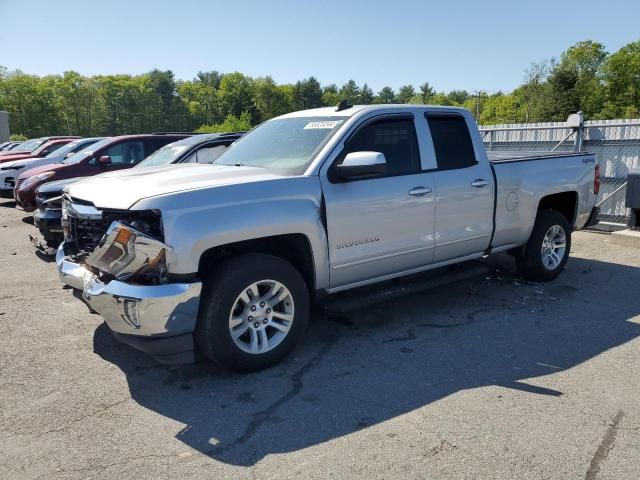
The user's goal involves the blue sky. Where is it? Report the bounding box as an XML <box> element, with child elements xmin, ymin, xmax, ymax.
<box><xmin>1</xmin><ymin>0</ymin><xmax>638</xmax><ymax>93</ymax></box>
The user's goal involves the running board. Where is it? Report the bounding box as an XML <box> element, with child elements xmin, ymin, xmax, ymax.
<box><xmin>321</xmin><ymin>261</ymin><xmax>490</xmax><ymax>315</ymax></box>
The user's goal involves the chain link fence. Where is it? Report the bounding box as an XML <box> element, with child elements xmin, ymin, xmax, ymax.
<box><xmin>479</xmin><ymin>118</ymin><xmax>640</xmax><ymax>228</ymax></box>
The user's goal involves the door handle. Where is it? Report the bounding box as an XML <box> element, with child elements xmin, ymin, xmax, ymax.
<box><xmin>409</xmin><ymin>186</ymin><xmax>432</xmax><ymax>197</ymax></box>
<box><xmin>471</xmin><ymin>179</ymin><xmax>490</xmax><ymax>188</ymax></box>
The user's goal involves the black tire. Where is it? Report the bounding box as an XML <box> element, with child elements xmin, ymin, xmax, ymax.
<box><xmin>195</xmin><ymin>253</ymin><xmax>310</xmax><ymax>372</ymax></box>
<box><xmin>515</xmin><ymin>209</ymin><xmax>571</xmax><ymax>282</ymax></box>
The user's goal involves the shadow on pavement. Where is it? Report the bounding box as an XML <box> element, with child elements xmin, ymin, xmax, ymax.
<box><xmin>93</xmin><ymin>255</ymin><xmax>640</xmax><ymax>466</ymax></box>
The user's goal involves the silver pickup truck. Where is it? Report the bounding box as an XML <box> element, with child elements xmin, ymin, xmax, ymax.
<box><xmin>57</xmin><ymin>105</ymin><xmax>600</xmax><ymax>371</ymax></box>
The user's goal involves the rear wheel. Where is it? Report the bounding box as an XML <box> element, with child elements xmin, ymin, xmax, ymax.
<box><xmin>515</xmin><ymin>209</ymin><xmax>571</xmax><ymax>282</ymax></box>
<box><xmin>195</xmin><ymin>253</ymin><xmax>309</xmax><ymax>372</ymax></box>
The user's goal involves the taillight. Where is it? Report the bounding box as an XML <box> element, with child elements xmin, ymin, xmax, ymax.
<box><xmin>594</xmin><ymin>164</ymin><xmax>600</xmax><ymax>195</ymax></box>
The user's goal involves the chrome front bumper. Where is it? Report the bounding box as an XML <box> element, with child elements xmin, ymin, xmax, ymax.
<box><xmin>56</xmin><ymin>245</ymin><xmax>202</xmax><ymax>339</ymax></box>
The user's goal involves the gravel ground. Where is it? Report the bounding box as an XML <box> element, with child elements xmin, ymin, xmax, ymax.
<box><xmin>1</xmin><ymin>200</ymin><xmax>639</xmax><ymax>480</ymax></box>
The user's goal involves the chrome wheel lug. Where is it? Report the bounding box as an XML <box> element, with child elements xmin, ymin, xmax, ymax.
<box><xmin>250</xmin><ymin>305</ymin><xmax>257</xmax><ymax>312</ymax></box>
<box><xmin>248</xmin><ymin>315</ymin><xmax>254</xmax><ymax>321</ymax></box>
<box><xmin>263</xmin><ymin>319</ymin><xmax>268</xmax><ymax>324</ymax></box>
<box><xmin>266</xmin><ymin>308</ymin><xmax>271</xmax><ymax>314</ymax></box>
<box><xmin>260</xmin><ymin>301</ymin><xmax>265</xmax><ymax>307</ymax></box>
<box><xmin>254</xmin><ymin>322</ymin><xmax>260</xmax><ymax>328</ymax></box>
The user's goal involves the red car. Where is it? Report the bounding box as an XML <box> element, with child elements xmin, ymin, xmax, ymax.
<box><xmin>0</xmin><ymin>137</ymin><xmax>79</xmax><ymax>163</ymax></box>
<box><xmin>14</xmin><ymin>134</ymin><xmax>191</xmax><ymax>211</ymax></box>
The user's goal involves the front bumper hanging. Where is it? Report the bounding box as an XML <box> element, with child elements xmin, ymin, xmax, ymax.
<box><xmin>56</xmin><ymin>223</ymin><xmax>202</xmax><ymax>364</ymax></box>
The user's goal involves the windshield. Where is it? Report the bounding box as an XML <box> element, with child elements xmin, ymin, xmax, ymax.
<box><xmin>136</xmin><ymin>143</ymin><xmax>189</xmax><ymax>168</ymax></box>
<box><xmin>12</xmin><ymin>139</ymin><xmax>44</xmax><ymax>153</ymax></box>
<box><xmin>45</xmin><ymin>140</ymin><xmax>81</xmax><ymax>159</ymax></box>
<box><xmin>214</xmin><ymin>117</ymin><xmax>346</xmax><ymax>173</ymax></box>
<box><xmin>61</xmin><ymin>138</ymin><xmax>113</xmax><ymax>164</ymax></box>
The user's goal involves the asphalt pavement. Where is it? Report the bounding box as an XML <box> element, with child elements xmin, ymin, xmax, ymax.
<box><xmin>1</xmin><ymin>200</ymin><xmax>639</xmax><ymax>479</ymax></box>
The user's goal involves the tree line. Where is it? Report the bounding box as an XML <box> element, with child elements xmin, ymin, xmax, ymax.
<box><xmin>1</xmin><ymin>39</ymin><xmax>639</xmax><ymax>138</ymax></box>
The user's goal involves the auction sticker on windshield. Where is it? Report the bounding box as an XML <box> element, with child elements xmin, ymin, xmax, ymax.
<box><xmin>304</xmin><ymin>120</ymin><xmax>343</xmax><ymax>129</ymax></box>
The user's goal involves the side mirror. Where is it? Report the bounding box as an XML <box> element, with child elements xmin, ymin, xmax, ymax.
<box><xmin>98</xmin><ymin>155</ymin><xmax>112</xmax><ymax>166</ymax></box>
<box><xmin>335</xmin><ymin>151</ymin><xmax>387</xmax><ymax>180</ymax></box>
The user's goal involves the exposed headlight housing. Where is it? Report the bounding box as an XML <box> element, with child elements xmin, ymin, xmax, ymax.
<box><xmin>85</xmin><ymin>221</ymin><xmax>168</xmax><ymax>284</ymax></box>
<box><xmin>20</xmin><ymin>171</ymin><xmax>55</xmax><ymax>190</ymax></box>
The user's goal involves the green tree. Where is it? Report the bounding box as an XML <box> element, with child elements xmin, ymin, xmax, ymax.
<box><xmin>359</xmin><ymin>83</ymin><xmax>374</xmax><ymax>104</ymax></box>
<box><xmin>375</xmin><ymin>86</ymin><xmax>396</xmax><ymax>103</ymax></box>
<box><xmin>322</xmin><ymin>84</ymin><xmax>340</xmax><ymax>106</ymax></box>
<box><xmin>419</xmin><ymin>82</ymin><xmax>435</xmax><ymax>103</ymax></box>
<box><xmin>600</xmin><ymin>40</ymin><xmax>640</xmax><ymax>117</ymax></box>
<box><xmin>339</xmin><ymin>80</ymin><xmax>360</xmax><ymax>102</ymax></box>
<box><xmin>446</xmin><ymin>90</ymin><xmax>470</xmax><ymax>104</ymax></box>
<box><xmin>293</xmin><ymin>77</ymin><xmax>323</xmax><ymax>109</ymax></box>
<box><xmin>546</xmin><ymin>41</ymin><xmax>607</xmax><ymax>119</ymax></box>
<box><xmin>195</xmin><ymin>70</ymin><xmax>222</xmax><ymax>89</ymax></box>
<box><xmin>218</xmin><ymin>72</ymin><xmax>256</xmax><ymax>121</ymax></box>
<box><xmin>253</xmin><ymin>76</ymin><xmax>291</xmax><ymax>121</ymax></box>
<box><xmin>195</xmin><ymin>111</ymin><xmax>253</xmax><ymax>133</ymax></box>
<box><xmin>519</xmin><ymin>61</ymin><xmax>552</xmax><ymax>122</ymax></box>
<box><xmin>397</xmin><ymin>85</ymin><xmax>415</xmax><ymax>103</ymax></box>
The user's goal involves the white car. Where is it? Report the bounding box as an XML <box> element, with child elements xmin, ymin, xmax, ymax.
<box><xmin>0</xmin><ymin>137</ymin><xmax>105</xmax><ymax>198</ymax></box>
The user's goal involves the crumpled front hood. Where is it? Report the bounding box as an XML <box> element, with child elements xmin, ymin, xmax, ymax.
<box><xmin>66</xmin><ymin>164</ymin><xmax>287</xmax><ymax>209</ymax></box>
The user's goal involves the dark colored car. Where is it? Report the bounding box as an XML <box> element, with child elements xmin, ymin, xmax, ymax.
<box><xmin>33</xmin><ymin>132</ymin><xmax>243</xmax><ymax>247</ymax></box>
<box><xmin>33</xmin><ymin>177</ymin><xmax>85</xmax><ymax>248</ymax></box>
<box><xmin>0</xmin><ymin>136</ymin><xmax>80</xmax><ymax>159</ymax></box>
<box><xmin>0</xmin><ymin>137</ymin><xmax>79</xmax><ymax>163</ymax></box>
<box><xmin>15</xmin><ymin>133</ymin><xmax>191</xmax><ymax>211</ymax></box>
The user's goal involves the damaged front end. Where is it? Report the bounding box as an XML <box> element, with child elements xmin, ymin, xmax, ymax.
<box><xmin>56</xmin><ymin>196</ymin><xmax>202</xmax><ymax>364</ymax></box>
<box><xmin>85</xmin><ymin>221</ymin><xmax>168</xmax><ymax>285</ymax></box>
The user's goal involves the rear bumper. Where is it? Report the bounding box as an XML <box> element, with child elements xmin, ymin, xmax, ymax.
<box><xmin>56</xmin><ymin>244</ymin><xmax>202</xmax><ymax>364</ymax></box>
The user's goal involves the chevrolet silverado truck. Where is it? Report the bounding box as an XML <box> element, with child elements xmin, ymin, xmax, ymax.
<box><xmin>56</xmin><ymin>104</ymin><xmax>600</xmax><ymax>371</ymax></box>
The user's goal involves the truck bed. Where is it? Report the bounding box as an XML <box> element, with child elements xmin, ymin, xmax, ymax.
<box><xmin>487</xmin><ymin>151</ymin><xmax>589</xmax><ymax>163</ymax></box>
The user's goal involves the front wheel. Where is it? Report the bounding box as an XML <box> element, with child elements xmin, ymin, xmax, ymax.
<box><xmin>195</xmin><ymin>253</ymin><xmax>309</xmax><ymax>372</ymax></box>
<box><xmin>515</xmin><ymin>209</ymin><xmax>571</xmax><ymax>282</ymax></box>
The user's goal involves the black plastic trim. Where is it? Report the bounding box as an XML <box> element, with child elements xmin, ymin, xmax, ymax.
<box><xmin>110</xmin><ymin>331</ymin><xmax>195</xmax><ymax>365</ymax></box>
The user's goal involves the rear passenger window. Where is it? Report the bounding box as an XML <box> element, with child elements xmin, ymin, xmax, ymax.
<box><xmin>426</xmin><ymin>115</ymin><xmax>477</xmax><ymax>170</ymax></box>
<box><xmin>344</xmin><ymin>118</ymin><xmax>420</xmax><ymax>176</ymax></box>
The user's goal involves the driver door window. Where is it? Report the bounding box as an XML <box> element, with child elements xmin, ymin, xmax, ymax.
<box><xmin>102</xmin><ymin>141</ymin><xmax>145</xmax><ymax>165</ymax></box>
<box><xmin>340</xmin><ymin>119</ymin><xmax>420</xmax><ymax>177</ymax></box>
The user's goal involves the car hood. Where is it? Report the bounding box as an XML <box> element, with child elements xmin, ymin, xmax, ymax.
<box><xmin>66</xmin><ymin>164</ymin><xmax>287</xmax><ymax>209</ymax></box>
<box><xmin>0</xmin><ymin>153</ymin><xmax>35</xmax><ymax>163</ymax></box>
<box><xmin>0</xmin><ymin>157</ymin><xmax>54</xmax><ymax>170</ymax></box>
<box><xmin>38</xmin><ymin>176</ymin><xmax>88</xmax><ymax>194</ymax></box>
<box><xmin>17</xmin><ymin>161</ymin><xmax>70</xmax><ymax>180</ymax></box>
